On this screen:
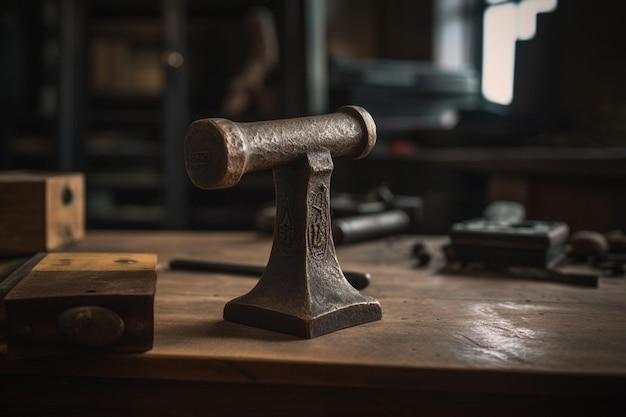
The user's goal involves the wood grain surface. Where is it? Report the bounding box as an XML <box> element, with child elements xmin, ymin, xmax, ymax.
<box><xmin>0</xmin><ymin>172</ymin><xmax>84</xmax><ymax>255</ymax></box>
<box><xmin>1</xmin><ymin>231</ymin><xmax>625</xmax><ymax>415</ymax></box>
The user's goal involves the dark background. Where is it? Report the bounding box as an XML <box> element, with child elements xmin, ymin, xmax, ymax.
<box><xmin>1</xmin><ymin>0</ymin><xmax>625</xmax><ymax>234</ymax></box>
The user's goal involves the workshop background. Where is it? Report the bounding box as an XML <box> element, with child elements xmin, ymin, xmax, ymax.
<box><xmin>1</xmin><ymin>0</ymin><xmax>625</xmax><ymax>234</ymax></box>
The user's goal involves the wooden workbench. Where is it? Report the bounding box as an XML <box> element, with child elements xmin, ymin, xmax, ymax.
<box><xmin>1</xmin><ymin>231</ymin><xmax>625</xmax><ymax>416</ymax></box>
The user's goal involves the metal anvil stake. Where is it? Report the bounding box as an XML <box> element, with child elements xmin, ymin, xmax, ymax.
<box><xmin>184</xmin><ymin>106</ymin><xmax>382</xmax><ymax>338</ymax></box>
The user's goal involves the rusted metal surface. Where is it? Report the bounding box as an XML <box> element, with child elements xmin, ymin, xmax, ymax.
<box><xmin>185</xmin><ymin>106</ymin><xmax>376</xmax><ymax>189</ymax></box>
<box><xmin>184</xmin><ymin>106</ymin><xmax>382</xmax><ymax>338</ymax></box>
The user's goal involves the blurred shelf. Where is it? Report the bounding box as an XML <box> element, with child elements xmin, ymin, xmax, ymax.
<box><xmin>2</xmin><ymin>0</ymin><xmax>306</xmax><ymax>230</ymax></box>
<box><xmin>88</xmin><ymin>204</ymin><xmax>165</xmax><ymax>226</ymax></box>
<box><xmin>382</xmin><ymin>146</ymin><xmax>626</xmax><ymax>178</ymax></box>
<box><xmin>87</xmin><ymin>171</ymin><xmax>163</xmax><ymax>190</ymax></box>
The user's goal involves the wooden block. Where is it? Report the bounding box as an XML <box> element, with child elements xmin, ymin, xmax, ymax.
<box><xmin>0</xmin><ymin>255</ymin><xmax>42</xmax><ymax>337</ymax></box>
<box><xmin>4</xmin><ymin>252</ymin><xmax>157</xmax><ymax>355</ymax></box>
<box><xmin>0</xmin><ymin>171</ymin><xmax>85</xmax><ymax>256</ymax></box>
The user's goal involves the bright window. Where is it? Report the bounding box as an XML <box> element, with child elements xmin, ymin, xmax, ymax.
<box><xmin>481</xmin><ymin>0</ymin><xmax>558</xmax><ymax>105</ymax></box>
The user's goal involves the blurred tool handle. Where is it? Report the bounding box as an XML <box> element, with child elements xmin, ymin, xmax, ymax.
<box><xmin>169</xmin><ymin>259</ymin><xmax>371</xmax><ymax>290</ymax></box>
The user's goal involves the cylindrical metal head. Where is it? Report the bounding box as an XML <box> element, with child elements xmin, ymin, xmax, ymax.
<box><xmin>184</xmin><ymin>105</ymin><xmax>376</xmax><ymax>190</ymax></box>
<box><xmin>184</xmin><ymin>118</ymin><xmax>248</xmax><ymax>189</ymax></box>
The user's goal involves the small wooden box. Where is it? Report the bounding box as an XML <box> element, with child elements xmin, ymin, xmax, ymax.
<box><xmin>0</xmin><ymin>171</ymin><xmax>85</xmax><ymax>256</ymax></box>
<box><xmin>4</xmin><ymin>252</ymin><xmax>157</xmax><ymax>355</ymax></box>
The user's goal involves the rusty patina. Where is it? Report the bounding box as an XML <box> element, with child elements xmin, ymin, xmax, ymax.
<box><xmin>184</xmin><ymin>106</ymin><xmax>382</xmax><ymax>338</ymax></box>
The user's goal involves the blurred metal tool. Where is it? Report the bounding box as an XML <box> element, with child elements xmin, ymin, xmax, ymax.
<box><xmin>169</xmin><ymin>259</ymin><xmax>371</xmax><ymax>290</ymax></box>
<box><xmin>332</xmin><ymin>209</ymin><xmax>410</xmax><ymax>245</ymax></box>
<box><xmin>506</xmin><ymin>266</ymin><xmax>598</xmax><ymax>287</ymax></box>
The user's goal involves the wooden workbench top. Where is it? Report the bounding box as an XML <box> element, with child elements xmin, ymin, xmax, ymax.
<box><xmin>2</xmin><ymin>231</ymin><xmax>625</xmax><ymax>414</ymax></box>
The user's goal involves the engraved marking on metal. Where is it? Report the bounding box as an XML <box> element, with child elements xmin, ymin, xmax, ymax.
<box><xmin>187</xmin><ymin>151</ymin><xmax>212</xmax><ymax>166</ymax></box>
<box><xmin>278</xmin><ymin>197</ymin><xmax>297</xmax><ymax>257</ymax></box>
<box><xmin>309</xmin><ymin>184</ymin><xmax>329</xmax><ymax>260</ymax></box>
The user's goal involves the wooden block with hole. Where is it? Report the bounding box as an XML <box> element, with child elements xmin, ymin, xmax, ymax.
<box><xmin>4</xmin><ymin>252</ymin><xmax>157</xmax><ymax>355</ymax></box>
<box><xmin>0</xmin><ymin>171</ymin><xmax>85</xmax><ymax>256</ymax></box>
